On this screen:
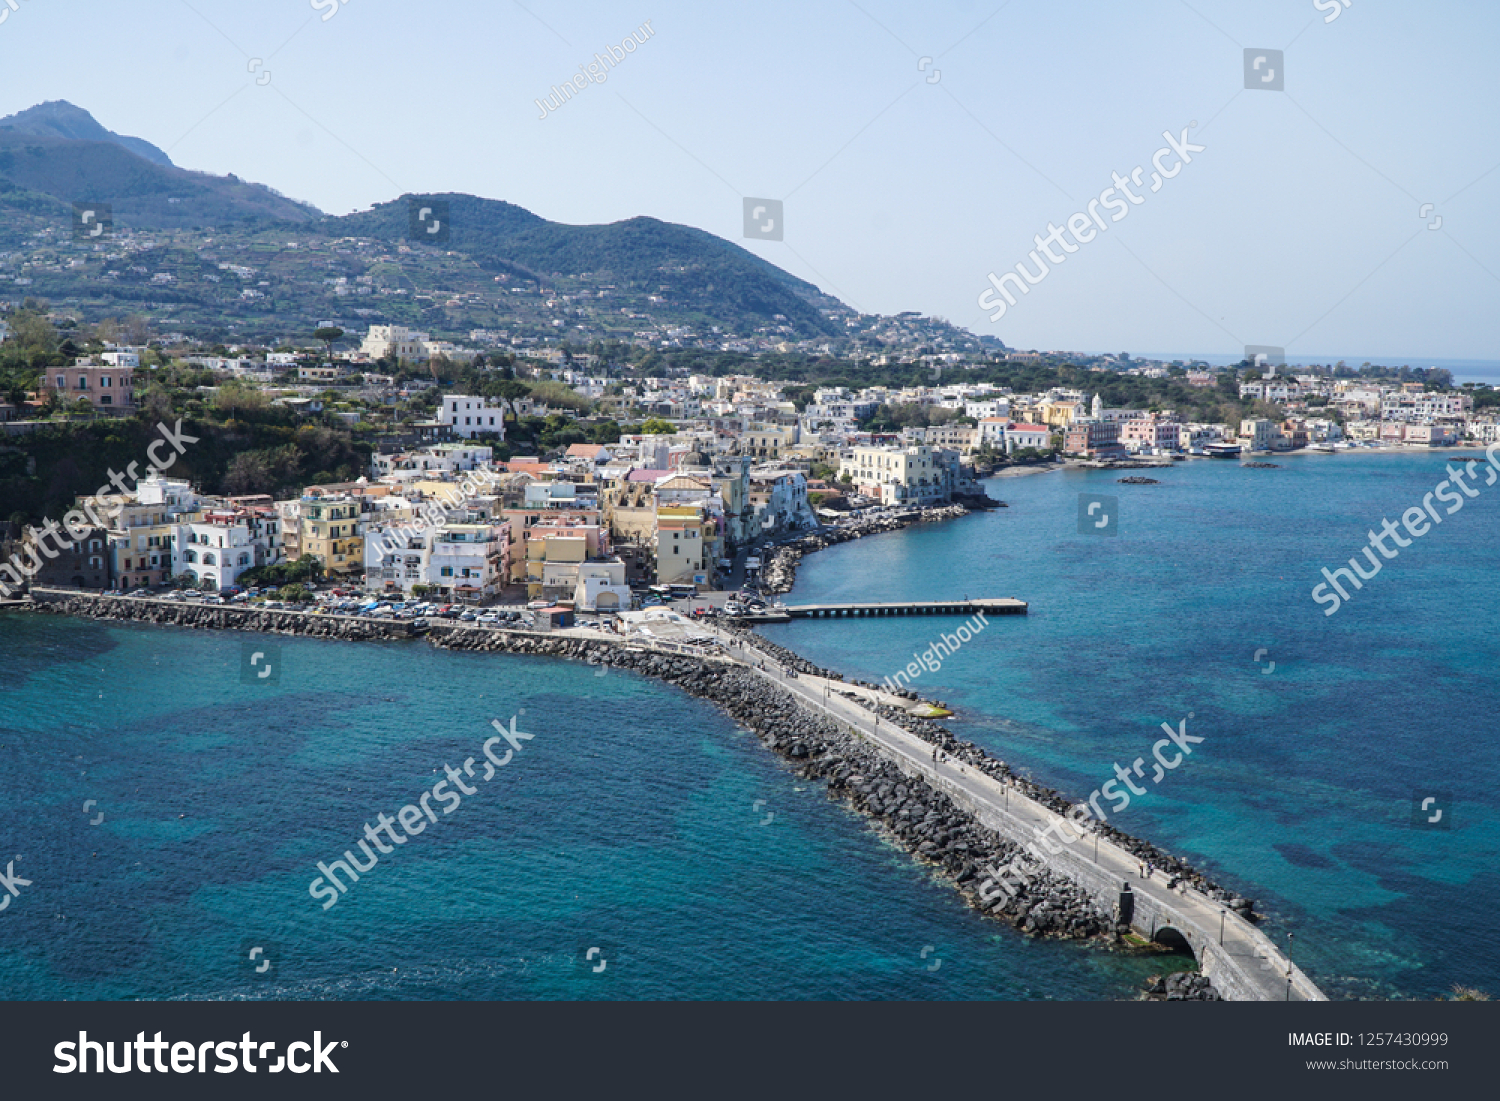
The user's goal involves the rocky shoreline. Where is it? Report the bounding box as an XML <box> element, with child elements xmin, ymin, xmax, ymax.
<box><xmin>761</xmin><ymin>504</ymin><xmax>972</xmax><ymax>595</ymax></box>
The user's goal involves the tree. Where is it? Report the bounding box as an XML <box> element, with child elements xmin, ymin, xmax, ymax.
<box><xmin>314</xmin><ymin>327</ymin><xmax>345</xmax><ymax>359</ymax></box>
<box><xmin>278</xmin><ymin>583</ymin><xmax>314</xmax><ymax>603</ymax></box>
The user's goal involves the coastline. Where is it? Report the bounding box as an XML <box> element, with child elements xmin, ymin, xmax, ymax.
<box><xmin>760</xmin><ymin>503</ymin><xmax>972</xmax><ymax>596</ymax></box>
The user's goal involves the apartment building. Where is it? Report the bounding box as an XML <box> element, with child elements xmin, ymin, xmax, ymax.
<box><xmin>360</xmin><ymin>325</ymin><xmax>430</xmax><ymax>363</ymax></box>
<box><xmin>428</xmin><ymin>520</ymin><xmax>510</xmax><ymax>601</ymax></box>
<box><xmin>177</xmin><ymin>506</ymin><xmax>281</xmax><ymax>591</ymax></box>
<box><xmin>655</xmin><ymin>504</ymin><xmax>711</xmax><ymax>587</ymax></box>
<box><xmin>439</xmin><ymin>395</ymin><xmax>507</xmax><ymax>440</ymax></box>
<box><xmin>839</xmin><ymin>444</ymin><xmax>954</xmax><ymax>506</ymax></box>
<box><xmin>101</xmin><ymin>475</ymin><xmax>200</xmax><ymax>589</ymax></box>
<box><xmin>1062</xmin><ymin>420</ymin><xmax>1125</xmax><ymax>459</ymax></box>
<box><xmin>300</xmin><ymin>495</ymin><xmax>365</xmax><ymax>577</ymax></box>
<box><xmin>1238</xmin><ymin>418</ymin><xmax>1284</xmax><ymax>452</ymax></box>
<box><xmin>41</xmin><ymin>361</ymin><xmax>135</xmax><ymax>413</ymax></box>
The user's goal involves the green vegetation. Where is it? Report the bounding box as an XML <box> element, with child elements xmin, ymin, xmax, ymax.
<box><xmin>238</xmin><ymin>554</ymin><xmax>324</xmax><ymax>590</ymax></box>
<box><xmin>329</xmin><ymin>194</ymin><xmax>837</xmax><ymax>339</ymax></box>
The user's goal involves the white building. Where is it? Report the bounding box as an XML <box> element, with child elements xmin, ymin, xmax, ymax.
<box><xmin>838</xmin><ymin>445</ymin><xmax>955</xmax><ymax>506</ymax></box>
<box><xmin>440</xmin><ymin>395</ymin><xmax>507</xmax><ymax>440</ymax></box>
<box><xmin>977</xmin><ymin>417</ymin><xmax>1008</xmax><ymax>448</ymax></box>
<box><xmin>373</xmin><ymin>443</ymin><xmax>494</xmax><ymax>477</ymax></box>
<box><xmin>360</xmin><ymin>325</ymin><xmax>430</xmax><ymax>363</ymax></box>
<box><xmin>1003</xmin><ymin>422</ymin><xmax>1050</xmax><ymax>452</ymax></box>
<box><xmin>176</xmin><ymin>508</ymin><xmax>281</xmax><ymax>591</ymax></box>
<box><xmin>427</xmin><ymin>521</ymin><xmax>509</xmax><ymax>600</ymax></box>
<box><xmin>573</xmin><ymin>558</ymin><xmax>632</xmax><ymax>612</ymax></box>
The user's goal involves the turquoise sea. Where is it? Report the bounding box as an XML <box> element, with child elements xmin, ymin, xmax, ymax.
<box><xmin>2</xmin><ymin>451</ymin><xmax>1495</xmax><ymax>1000</ymax></box>
<box><xmin>761</xmin><ymin>451</ymin><xmax>1500</xmax><ymax>1000</ymax></box>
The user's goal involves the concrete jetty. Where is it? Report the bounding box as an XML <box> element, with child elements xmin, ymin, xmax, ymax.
<box><xmin>707</xmin><ymin>623</ymin><xmax>1325</xmax><ymax>1001</ymax></box>
<box><xmin>784</xmin><ymin>598</ymin><xmax>1027</xmax><ymax>619</ymax></box>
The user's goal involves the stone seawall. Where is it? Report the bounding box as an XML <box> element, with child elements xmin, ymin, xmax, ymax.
<box><xmin>27</xmin><ymin>590</ymin><xmax>423</xmax><ymax>641</ymax></box>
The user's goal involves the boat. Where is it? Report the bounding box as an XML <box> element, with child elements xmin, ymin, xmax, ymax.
<box><xmin>1310</xmin><ymin>443</ymin><xmax>1337</xmax><ymax>453</ymax></box>
<box><xmin>1203</xmin><ymin>443</ymin><xmax>1243</xmax><ymax>458</ymax></box>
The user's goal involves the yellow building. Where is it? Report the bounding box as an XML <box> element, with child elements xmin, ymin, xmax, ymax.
<box><xmin>656</xmin><ymin>504</ymin><xmax>710</xmax><ymax>586</ymax></box>
<box><xmin>300</xmin><ymin>495</ymin><xmax>364</xmax><ymax>576</ymax></box>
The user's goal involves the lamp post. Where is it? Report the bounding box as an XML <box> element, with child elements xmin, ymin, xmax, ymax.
<box><xmin>1093</xmin><ymin>831</ymin><xmax>1099</xmax><ymax>863</ymax></box>
<box><xmin>1219</xmin><ymin>909</ymin><xmax>1226</xmax><ymax>946</ymax></box>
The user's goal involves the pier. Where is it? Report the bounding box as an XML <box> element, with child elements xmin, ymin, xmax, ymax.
<box><xmin>784</xmin><ymin>598</ymin><xmax>1026</xmax><ymax>619</ymax></box>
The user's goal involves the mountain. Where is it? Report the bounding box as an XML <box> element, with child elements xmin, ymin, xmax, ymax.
<box><xmin>328</xmin><ymin>194</ymin><xmax>841</xmax><ymax>337</ymax></box>
<box><xmin>0</xmin><ymin>101</ymin><xmax>174</xmax><ymax>167</ymax></box>
<box><xmin>0</xmin><ymin>103</ymin><xmax>848</xmax><ymax>339</ymax></box>
<box><xmin>0</xmin><ymin>103</ymin><xmax>321</xmax><ymax>233</ymax></box>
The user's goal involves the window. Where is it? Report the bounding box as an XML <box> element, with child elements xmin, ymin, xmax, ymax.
<box><xmin>56</xmin><ymin>375</ymin><xmax>65</xmax><ymax>388</ymax></box>
<box><xmin>101</xmin><ymin>377</ymin><xmax>111</xmax><ymax>387</ymax></box>
<box><xmin>440</xmin><ymin>567</ymin><xmax>453</xmax><ymax>577</ymax></box>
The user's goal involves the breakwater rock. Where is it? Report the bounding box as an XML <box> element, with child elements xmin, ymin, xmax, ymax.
<box><xmin>29</xmin><ymin>593</ymin><xmax>421</xmax><ymax>641</ymax></box>
<box><xmin>1145</xmin><ymin>971</ymin><xmax>1222</xmax><ymax>1001</ymax></box>
<box><xmin>761</xmin><ymin>505</ymin><xmax>972</xmax><ymax>595</ymax></box>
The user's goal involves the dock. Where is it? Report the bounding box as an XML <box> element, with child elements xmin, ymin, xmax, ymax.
<box><xmin>783</xmin><ymin>598</ymin><xmax>1026</xmax><ymax>619</ymax></box>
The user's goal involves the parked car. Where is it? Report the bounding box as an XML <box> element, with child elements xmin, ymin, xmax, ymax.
<box><xmin>527</xmin><ymin>600</ymin><xmax>550</xmax><ymax>610</ymax></box>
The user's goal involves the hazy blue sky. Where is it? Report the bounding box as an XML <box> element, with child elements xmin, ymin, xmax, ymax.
<box><xmin>2</xmin><ymin>1</ymin><xmax>1497</xmax><ymax>365</ymax></box>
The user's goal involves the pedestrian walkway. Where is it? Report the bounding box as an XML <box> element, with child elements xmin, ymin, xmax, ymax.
<box><xmin>708</xmin><ymin>625</ymin><xmax>1325</xmax><ymax>1001</ymax></box>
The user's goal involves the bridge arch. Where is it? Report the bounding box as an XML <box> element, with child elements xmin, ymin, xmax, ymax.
<box><xmin>1151</xmin><ymin>925</ymin><xmax>1196</xmax><ymax>958</ymax></box>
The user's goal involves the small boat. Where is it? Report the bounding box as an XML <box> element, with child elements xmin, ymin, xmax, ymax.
<box><xmin>1310</xmin><ymin>443</ymin><xmax>1337</xmax><ymax>453</ymax></box>
<box><xmin>1203</xmin><ymin>443</ymin><xmax>1243</xmax><ymax>458</ymax></box>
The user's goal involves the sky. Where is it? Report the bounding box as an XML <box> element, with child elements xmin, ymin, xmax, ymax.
<box><xmin>2</xmin><ymin>0</ymin><xmax>1498</xmax><ymax>368</ymax></box>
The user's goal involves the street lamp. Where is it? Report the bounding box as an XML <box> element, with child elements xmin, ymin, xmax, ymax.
<box><xmin>1219</xmin><ymin>909</ymin><xmax>1225</xmax><ymax>946</ymax></box>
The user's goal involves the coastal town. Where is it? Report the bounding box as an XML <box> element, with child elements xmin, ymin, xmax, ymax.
<box><xmin>1</xmin><ymin>312</ymin><xmax>1493</xmax><ymax>605</ymax></box>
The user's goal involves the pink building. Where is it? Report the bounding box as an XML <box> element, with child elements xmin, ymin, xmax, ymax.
<box><xmin>1119</xmin><ymin>417</ymin><xmax>1182</xmax><ymax>451</ymax></box>
<box><xmin>42</xmin><ymin>362</ymin><xmax>135</xmax><ymax>413</ymax></box>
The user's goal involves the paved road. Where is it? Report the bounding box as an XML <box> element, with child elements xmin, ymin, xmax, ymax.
<box><xmin>709</xmin><ymin>625</ymin><xmax>1324</xmax><ymax>1002</ymax></box>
